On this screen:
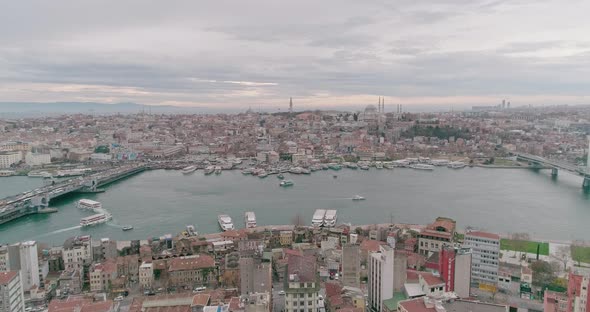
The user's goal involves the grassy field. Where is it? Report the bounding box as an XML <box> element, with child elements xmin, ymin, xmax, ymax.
<box><xmin>500</xmin><ymin>239</ymin><xmax>549</xmax><ymax>256</ymax></box>
<box><xmin>572</xmin><ymin>246</ymin><xmax>590</xmax><ymax>264</ymax></box>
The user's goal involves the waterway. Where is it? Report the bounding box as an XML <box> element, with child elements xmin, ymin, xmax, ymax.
<box><xmin>0</xmin><ymin>167</ymin><xmax>589</xmax><ymax>245</ymax></box>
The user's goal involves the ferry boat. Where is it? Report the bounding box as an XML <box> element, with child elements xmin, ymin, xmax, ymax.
<box><xmin>448</xmin><ymin>161</ymin><xmax>467</xmax><ymax>169</ymax></box>
<box><xmin>352</xmin><ymin>195</ymin><xmax>366</xmax><ymax>201</ymax></box>
<box><xmin>410</xmin><ymin>164</ymin><xmax>435</xmax><ymax>171</ymax></box>
<box><xmin>214</xmin><ymin>166</ymin><xmax>222</xmax><ymax>175</ymax></box>
<box><xmin>80</xmin><ymin>213</ymin><xmax>111</xmax><ymax>227</ymax></box>
<box><xmin>431</xmin><ymin>159</ymin><xmax>450</xmax><ymax>166</ymax></box>
<box><xmin>122</xmin><ymin>225</ymin><xmax>133</xmax><ymax>231</ymax></box>
<box><xmin>324</xmin><ymin>210</ymin><xmax>337</xmax><ymax>227</ymax></box>
<box><xmin>245</xmin><ymin>211</ymin><xmax>257</xmax><ymax>228</ymax></box>
<box><xmin>348</xmin><ymin>163</ymin><xmax>358</xmax><ymax>169</ymax></box>
<box><xmin>204</xmin><ymin>166</ymin><xmax>215</xmax><ymax>175</ymax></box>
<box><xmin>218</xmin><ymin>214</ymin><xmax>235</xmax><ymax>231</ymax></box>
<box><xmin>76</xmin><ymin>199</ymin><xmax>102</xmax><ymax>210</ymax></box>
<box><xmin>0</xmin><ymin>170</ymin><xmax>15</xmax><ymax>177</ymax></box>
<box><xmin>280</xmin><ymin>180</ymin><xmax>294</xmax><ymax>187</ymax></box>
<box><xmin>181</xmin><ymin>165</ymin><xmax>197</xmax><ymax>174</ymax></box>
<box><xmin>312</xmin><ymin>209</ymin><xmax>326</xmax><ymax>227</ymax></box>
<box><xmin>359</xmin><ymin>165</ymin><xmax>369</xmax><ymax>170</ymax></box>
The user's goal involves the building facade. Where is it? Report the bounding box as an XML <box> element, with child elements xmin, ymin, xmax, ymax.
<box><xmin>341</xmin><ymin>245</ymin><xmax>360</xmax><ymax>287</ymax></box>
<box><xmin>368</xmin><ymin>245</ymin><xmax>395</xmax><ymax>312</ymax></box>
<box><xmin>0</xmin><ymin>152</ymin><xmax>21</xmax><ymax>168</ymax></box>
<box><xmin>139</xmin><ymin>262</ymin><xmax>154</xmax><ymax>289</ymax></box>
<box><xmin>62</xmin><ymin>236</ymin><xmax>93</xmax><ymax>270</ymax></box>
<box><xmin>168</xmin><ymin>255</ymin><xmax>216</xmax><ymax>288</ymax></box>
<box><xmin>239</xmin><ymin>258</ymin><xmax>271</xmax><ymax>295</ymax></box>
<box><xmin>439</xmin><ymin>246</ymin><xmax>472</xmax><ymax>298</ymax></box>
<box><xmin>0</xmin><ymin>271</ymin><xmax>25</xmax><ymax>312</ymax></box>
<box><xmin>284</xmin><ymin>254</ymin><xmax>320</xmax><ymax>312</ymax></box>
<box><xmin>462</xmin><ymin>231</ymin><xmax>500</xmax><ymax>288</ymax></box>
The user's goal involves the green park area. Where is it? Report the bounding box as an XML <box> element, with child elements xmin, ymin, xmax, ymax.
<box><xmin>500</xmin><ymin>238</ymin><xmax>549</xmax><ymax>256</ymax></box>
<box><xmin>571</xmin><ymin>245</ymin><xmax>590</xmax><ymax>264</ymax></box>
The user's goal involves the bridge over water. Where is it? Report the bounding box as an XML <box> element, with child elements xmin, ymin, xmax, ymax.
<box><xmin>511</xmin><ymin>151</ymin><xmax>590</xmax><ymax>189</ymax></box>
<box><xmin>0</xmin><ymin>164</ymin><xmax>147</xmax><ymax>225</ymax></box>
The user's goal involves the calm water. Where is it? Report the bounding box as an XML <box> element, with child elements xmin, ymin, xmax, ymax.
<box><xmin>0</xmin><ymin>167</ymin><xmax>589</xmax><ymax>245</ymax></box>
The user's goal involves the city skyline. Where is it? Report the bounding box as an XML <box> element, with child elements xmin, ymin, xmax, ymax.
<box><xmin>1</xmin><ymin>1</ymin><xmax>590</xmax><ymax>110</ymax></box>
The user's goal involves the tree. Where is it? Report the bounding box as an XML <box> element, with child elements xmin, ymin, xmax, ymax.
<box><xmin>530</xmin><ymin>260</ymin><xmax>557</xmax><ymax>287</ymax></box>
<box><xmin>551</xmin><ymin>245</ymin><xmax>571</xmax><ymax>272</ymax></box>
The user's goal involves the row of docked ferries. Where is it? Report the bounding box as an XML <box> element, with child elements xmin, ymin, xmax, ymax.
<box><xmin>217</xmin><ymin>211</ymin><xmax>258</xmax><ymax>231</ymax></box>
<box><xmin>312</xmin><ymin>209</ymin><xmax>338</xmax><ymax>227</ymax></box>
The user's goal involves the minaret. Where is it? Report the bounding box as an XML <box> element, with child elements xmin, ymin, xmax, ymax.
<box><xmin>289</xmin><ymin>97</ymin><xmax>293</xmax><ymax>114</ymax></box>
<box><xmin>382</xmin><ymin>97</ymin><xmax>385</xmax><ymax>113</ymax></box>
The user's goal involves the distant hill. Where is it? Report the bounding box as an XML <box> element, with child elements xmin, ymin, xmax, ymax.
<box><xmin>0</xmin><ymin>102</ymin><xmax>211</xmax><ymax>117</ymax></box>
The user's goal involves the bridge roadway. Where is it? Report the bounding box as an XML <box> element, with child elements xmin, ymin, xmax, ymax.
<box><xmin>0</xmin><ymin>164</ymin><xmax>147</xmax><ymax>225</ymax></box>
<box><xmin>511</xmin><ymin>151</ymin><xmax>590</xmax><ymax>189</ymax></box>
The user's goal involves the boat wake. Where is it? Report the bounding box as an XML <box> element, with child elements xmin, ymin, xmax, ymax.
<box><xmin>39</xmin><ymin>225</ymin><xmax>82</xmax><ymax>237</ymax></box>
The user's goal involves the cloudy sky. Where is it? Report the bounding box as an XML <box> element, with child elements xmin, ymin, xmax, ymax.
<box><xmin>1</xmin><ymin>0</ymin><xmax>589</xmax><ymax>111</ymax></box>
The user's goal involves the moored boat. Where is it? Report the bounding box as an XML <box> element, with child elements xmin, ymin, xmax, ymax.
<box><xmin>218</xmin><ymin>214</ymin><xmax>234</xmax><ymax>231</ymax></box>
<box><xmin>181</xmin><ymin>165</ymin><xmax>197</xmax><ymax>174</ymax></box>
<box><xmin>312</xmin><ymin>209</ymin><xmax>326</xmax><ymax>227</ymax></box>
<box><xmin>410</xmin><ymin>164</ymin><xmax>435</xmax><ymax>170</ymax></box>
<box><xmin>245</xmin><ymin>211</ymin><xmax>256</xmax><ymax>228</ymax></box>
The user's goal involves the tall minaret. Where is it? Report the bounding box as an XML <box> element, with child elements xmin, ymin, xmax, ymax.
<box><xmin>382</xmin><ymin>97</ymin><xmax>385</xmax><ymax>113</ymax></box>
<box><xmin>289</xmin><ymin>97</ymin><xmax>293</xmax><ymax>114</ymax></box>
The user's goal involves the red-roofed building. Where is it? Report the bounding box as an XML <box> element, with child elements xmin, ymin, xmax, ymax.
<box><xmin>89</xmin><ymin>259</ymin><xmax>118</xmax><ymax>292</ymax></box>
<box><xmin>418</xmin><ymin>272</ymin><xmax>445</xmax><ymax>297</ymax></box>
<box><xmin>544</xmin><ymin>290</ymin><xmax>568</xmax><ymax>312</ymax></box>
<box><xmin>0</xmin><ymin>271</ymin><xmax>25</xmax><ymax>312</ymax></box>
<box><xmin>48</xmin><ymin>298</ymin><xmax>115</xmax><ymax>312</ymax></box>
<box><xmin>284</xmin><ymin>254</ymin><xmax>320</xmax><ymax>312</ymax></box>
<box><xmin>168</xmin><ymin>255</ymin><xmax>216</xmax><ymax>288</ymax></box>
<box><xmin>567</xmin><ymin>272</ymin><xmax>590</xmax><ymax>312</ymax></box>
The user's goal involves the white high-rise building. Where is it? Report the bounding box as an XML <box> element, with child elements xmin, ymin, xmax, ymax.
<box><xmin>462</xmin><ymin>231</ymin><xmax>500</xmax><ymax>287</ymax></box>
<box><xmin>16</xmin><ymin>241</ymin><xmax>40</xmax><ymax>291</ymax></box>
<box><xmin>0</xmin><ymin>271</ymin><xmax>25</xmax><ymax>312</ymax></box>
<box><xmin>368</xmin><ymin>245</ymin><xmax>395</xmax><ymax>312</ymax></box>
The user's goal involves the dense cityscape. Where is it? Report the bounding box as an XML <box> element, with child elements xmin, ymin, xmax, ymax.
<box><xmin>1</xmin><ymin>103</ymin><xmax>590</xmax><ymax>312</ymax></box>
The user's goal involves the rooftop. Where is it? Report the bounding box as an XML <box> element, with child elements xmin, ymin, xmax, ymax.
<box><xmin>168</xmin><ymin>254</ymin><xmax>215</xmax><ymax>271</ymax></box>
<box><xmin>287</xmin><ymin>254</ymin><xmax>317</xmax><ymax>283</ymax></box>
<box><xmin>0</xmin><ymin>271</ymin><xmax>18</xmax><ymax>285</ymax></box>
<box><xmin>465</xmin><ymin>231</ymin><xmax>500</xmax><ymax>240</ymax></box>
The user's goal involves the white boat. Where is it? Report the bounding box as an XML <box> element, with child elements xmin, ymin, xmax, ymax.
<box><xmin>352</xmin><ymin>195</ymin><xmax>365</xmax><ymax>201</ymax></box>
<box><xmin>214</xmin><ymin>166</ymin><xmax>222</xmax><ymax>175</ymax></box>
<box><xmin>245</xmin><ymin>211</ymin><xmax>257</xmax><ymax>228</ymax></box>
<box><xmin>431</xmin><ymin>159</ymin><xmax>450</xmax><ymax>166</ymax></box>
<box><xmin>280</xmin><ymin>179</ymin><xmax>294</xmax><ymax>187</ymax></box>
<box><xmin>80</xmin><ymin>213</ymin><xmax>111</xmax><ymax>227</ymax></box>
<box><xmin>324</xmin><ymin>210</ymin><xmax>337</xmax><ymax>227</ymax></box>
<box><xmin>76</xmin><ymin>199</ymin><xmax>102</xmax><ymax>210</ymax></box>
<box><xmin>204</xmin><ymin>166</ymin><xmax>215</xmax><ymax>175</ymax></box>
<box><xmin>181</xmin><ymin>165</ymin><xmax>197</xmax><ymax>174</ymax></box>
<box><xmin>258</xmin><ymin>170</ymin><xmax>268</xmax><ymax>178</ymax></box>
<box><xmin>122</xmin><ymin>225</ymin><xmax>133</xmax><ymax>231</ymax></box>
<box><xmin>375</xmin><ymin>162</ymin><xmax>384</xmax><ymax>169</ymax></box>
<box><xmin>448</xmin><ymin>161</ymin><xmax>467</xmax><ymax>169</ymax></box>
<box><xmin>312</xmin><ymin>209</ymin><xmax>326</xmax><ymax>227</ymax></box>
<box><xmin>218</xmin><ymin>214</ymin><xmax>234</xmax><ymax>231</ymax></box>
<box><xmin>410</xmin><ymin>164</ymin><xmax>435</xmax><ymax>170</ymax></box>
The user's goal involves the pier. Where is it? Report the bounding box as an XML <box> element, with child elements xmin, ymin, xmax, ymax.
<box><xmin>0</xmin><ymin>164</ymin><xmax>147</xmax><ymax>225</ymax></box>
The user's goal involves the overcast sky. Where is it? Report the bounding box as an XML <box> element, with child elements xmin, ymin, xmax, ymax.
<box><xmin>1</xmin><ymin>0</ymin><xmax>589</xmax><ymax>111</ymax></box>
